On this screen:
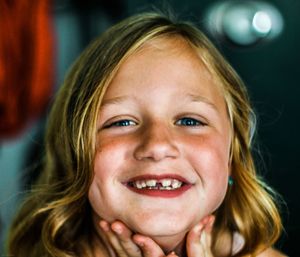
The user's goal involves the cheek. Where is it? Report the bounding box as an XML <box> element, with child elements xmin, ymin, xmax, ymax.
<box><xmin>184</xmin><ymin>135</ymin><xmax>230</xmax><ymax>206</ymax></box>
<box><xmin>91</xmin><ymin>142</ymin><xmax>123</xmax><ymax>198</ymax></box>
<box><xmin>88</xmin><ymin>180</ymin><xmax>102</xmax><ymax>213</ymax></box>
<box><xmin>88</xmin><ymin>163</ymin><xmax>120</xmax><ymax>221</ymax></box>
<box><xmin>94</xmin><ymin>136</ymin><xmax>129</xmax><ymax>178</ymax></box>
<box><xmin>185</xmin><ymin>134</ymin><xmax>230</xmax><ymax>175</ymax></box>
<box><xmin>88</xmin><ymin>137</ymin><xmax>133</xmax><ymax>219</ymax></box>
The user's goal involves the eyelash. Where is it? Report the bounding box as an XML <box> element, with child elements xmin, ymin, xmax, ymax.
<box><xmin>103</xmin><ymin>119</ymin><xmax>137</xmax><ymax>128</ymax></box>
<box><xmin>103</xmin><ymin>117</ymin><xmax>206</xmax><ymax>129</ymax></box>
<box><xmin>175</xmin><ymin>117</ymin><xmax>206</xmax><ymax>127</ymax></box>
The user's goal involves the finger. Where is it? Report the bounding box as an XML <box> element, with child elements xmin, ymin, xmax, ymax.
<box><xmin>199</xmin><ymin>216</ymin><xmax>215</xmax><ymax>257</ymax></box>
<box><xmin>111</xmin><ymin>221</ymin><xmax>142</xmax><ymax>257</ymax></box>
<box><xmin>186</xmin><ymin>223</ymin><xmax>205</xmax><ymax>257</ymax></box>
<box><xmin>166</xmin><ymin>252</ymin><xmax>178</xmax><ymax>257</ymax></box>
<box><xmin>186</xmin><ymin>215</ymin><xmax>215</xmax><ymax>257</ymax></box>
<box><xmin>166</xmin><ymin>251</ymin><xmax>179</xmax><ymax>257</ymax></box>
<box><xmin>200</xmin><ymin>231</ymin><xmax>214</xmax><ymax>257</ymax></box>
<box><xmin>203</xmin><ymin>216</ymin><xmax>215</xmax><ymax>249</ymax></box>
<box><xmin>99</xmin><ymin>220</ymin><xmax>129</xmax><ymax>257</ymax></box>
<box><xmin>133</xmin><ymin>234</ymin><xmax>167</xmax><ymax>257</ymax></box>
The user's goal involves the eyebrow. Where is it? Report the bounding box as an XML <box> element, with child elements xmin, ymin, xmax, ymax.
<box><xmin>186</xmin><ymin>93</ymin><xmax>219</xmax><ymax>112</ymax></box>
<box><xmin>100</xmin><ymin>94</ymin><xmax>219</xmax><ymax>112</ymax></box>
<box><xmin>101</xmin><ymin>96</ymin><xmax>131</xmax><ymax>108</ymax></box>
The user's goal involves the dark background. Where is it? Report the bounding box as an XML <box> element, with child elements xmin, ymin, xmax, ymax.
<box><xmin>1</xmin><ymin>0</ymin><xmax>299</xmax><ymax>255</ymax></box>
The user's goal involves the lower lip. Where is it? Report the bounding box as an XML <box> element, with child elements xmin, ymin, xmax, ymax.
<box><xmin>126</xmin><ymin>184</ymin><xmax>192</xmax><ymax>198</ymax></box>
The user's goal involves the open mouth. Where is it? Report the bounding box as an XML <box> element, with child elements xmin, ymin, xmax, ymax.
<box><xmin>128</xmin><ymin>178</ymin><xmax>183</xmax><ymax>190</ymax></box>
<box><xmin>125</xmin><ymin>175</ymin><xmax>192</xmax><ymax>197</ymax></box>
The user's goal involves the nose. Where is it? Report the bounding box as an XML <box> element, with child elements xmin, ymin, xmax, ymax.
<box><xmin>133</xmin><ymin>122</ymin><xmax>180</xmax><ymax>162</ymax></box>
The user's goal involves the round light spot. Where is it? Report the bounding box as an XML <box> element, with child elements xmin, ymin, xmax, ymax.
<box><xmin>252</xmin><ymin>11</ymin><xmax>272</xmax><ymax>35</ymax></box>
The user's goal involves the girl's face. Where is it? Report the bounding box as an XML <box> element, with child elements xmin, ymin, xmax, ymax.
<box><xmin>89</xmin><ymin>37</ymin><xmax>232</xmax><ymax>238</ymax></box>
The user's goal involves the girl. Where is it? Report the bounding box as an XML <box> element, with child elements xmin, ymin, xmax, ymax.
<box><xmin>7</xmin><ymin>12</ymin><xmax>284</xmax><ymax>257</ymax></box>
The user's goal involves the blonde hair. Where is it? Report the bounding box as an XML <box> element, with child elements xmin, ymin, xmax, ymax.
<box><xmin>7</xmin><ymin>11</ymin><xmax>282</xmax><ymax>257</ymax></box>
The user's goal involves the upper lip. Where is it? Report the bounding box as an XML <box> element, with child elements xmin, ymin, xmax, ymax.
<box><xmin>123</xmin><ymin>174</ymin><xmax>191</xmax><ymax>184</ymax></box>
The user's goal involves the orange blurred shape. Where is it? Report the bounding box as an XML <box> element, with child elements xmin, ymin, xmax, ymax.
<box><xmin>0</xmin><ymin>0</ymin><xmax>55</xmax><ymax>139</ymax></box>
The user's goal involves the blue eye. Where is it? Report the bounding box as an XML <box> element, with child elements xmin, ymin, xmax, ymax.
<box><xmin>176</xmin><ymin>117</ymin><xmax>204</xmax><ymax>126</ymax></box>
<box><xmin>104</xmin><ymin>119</ymin><xmax>136</xmax><ymax>128</ymax></box>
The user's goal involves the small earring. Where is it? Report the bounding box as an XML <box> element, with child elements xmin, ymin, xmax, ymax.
<box><xmin>228</xmin><ymin>176</ymin><xmax>234</xmax><ymax>186</ymax></box>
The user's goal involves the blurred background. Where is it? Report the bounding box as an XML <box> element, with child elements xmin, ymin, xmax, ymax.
<box><xmin>0</xmin><ymin>0</ymin><xmax>299</xmax><ymax>255</ymax></box>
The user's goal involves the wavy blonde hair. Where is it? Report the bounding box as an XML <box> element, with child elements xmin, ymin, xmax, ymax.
<box><xmin>7</xmin><ymin>11</ymin><xmax>282</xmax><ymax>257</ymax></box>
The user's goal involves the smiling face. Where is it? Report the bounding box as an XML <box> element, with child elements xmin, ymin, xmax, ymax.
<box><xmin>88</xmin><ymin>36</ymin><xmax>232</xmax><ymax>240</ymax></box>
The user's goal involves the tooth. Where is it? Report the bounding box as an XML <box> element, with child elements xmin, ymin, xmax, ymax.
<box><xmin>161</xmin><ymin>179</ymin><xmax>172</xmax><ymax>187</ymax></box>
<box><xmin>146</xmin><ymin>180</ymin><xmax>157</xmax><ymax>187</ymax></box>
<box><xmin>135</xmin><ymin>181</ymin><xmax>143</xmax><ymax>189</ymax></box>
<box><xmin>171</xmin><ymin>180</ymin><xmax>182</xmax><ymax>189</ymax></box>
<box><xmin>133</xmin><ymin>179</ymin><xmax>183</xmax><ymax>190</ymax></box>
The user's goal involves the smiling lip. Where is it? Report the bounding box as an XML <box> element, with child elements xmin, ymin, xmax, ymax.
<box><xmin>124</xmin><ymin>174</ymin><xmax>192</xmax><ymax>198</ymax></box>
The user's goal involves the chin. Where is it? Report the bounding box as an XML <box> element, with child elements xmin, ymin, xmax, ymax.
<box><xmin>131</xmin><ymin>218</ymin><xmax>189</xmax><ymax>254</ymax></box>
<box><xmin>128</xmin><ymin>213</ymin><xmax>191</xmax><ymax>237</ymax></box>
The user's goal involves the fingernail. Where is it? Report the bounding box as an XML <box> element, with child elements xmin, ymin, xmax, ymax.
<box><xmin>134</xmin><ymin>239</ymin><xmax>144</xmax><ymax>248</ymax></box>
<box><xmin>111</xmin><ymin>224</ymin><xmax>122</xmax><ymax>234</ymax></box>
<box><xmin>99</xmin><ymin>220</ymin><xmax>109</xmax><ymax>232</ymax></box>
<box><xmin>209</xmin><ymin>216</ymin><xmax>215</xmax><ymax>227</ymax></box>
<box><xmin>194</xmin><ymin>223</ymin><xmax>204</xmax><ymax>234</ymax></box>
<box><xmin>203</xmin><ymin>216</ymin><xmax>210</xmax><ymax>224</ymax></box>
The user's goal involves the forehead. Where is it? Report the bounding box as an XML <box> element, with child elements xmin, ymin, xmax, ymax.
<box><xmin>103</xmin><ymin>36</ymin><xmax>225</xmax><ymax>102</ymax></box>
<box><xmin>137</xmin><ymin>36</ymin><xmax>211</xmax><ymax>73</ymax></box>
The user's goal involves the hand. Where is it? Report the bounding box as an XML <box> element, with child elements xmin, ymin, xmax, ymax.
<box><xmin>98</xmin><ymin>215</ymin><xmax>215</xmax><ymax>257</ymax></box>
<box><xmin>99</xmin><ymin>220</ymin><xmax>177</xmax><ymax>257</ymax></box>
<box><xmin>186</xmin><ymin>215</ymin><xmax>215</xmax><ymax>257</ymax></box>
